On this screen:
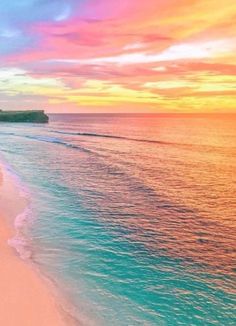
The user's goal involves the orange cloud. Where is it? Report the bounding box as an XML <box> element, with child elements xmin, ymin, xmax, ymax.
<box><xmin>1</xmin><ymin>0</ymin><xmax>236</xmax><ymax>112</ymax></box>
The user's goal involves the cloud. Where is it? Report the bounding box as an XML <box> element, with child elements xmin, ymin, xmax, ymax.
<box><xmin>0</xmin><ymin>0</ymin><xmax>235</xmax><ymax>112</ymax></box>
<box><xmin>0</xmin><ymin>0</ymin><xmax>78</xmax><ymax>55</ymax></box>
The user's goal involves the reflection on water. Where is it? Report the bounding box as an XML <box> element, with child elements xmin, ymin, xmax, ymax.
<box><xmin>0</xmin><ymin>114</ymin><xmax>235</xmax><ymax>325</ymax></box>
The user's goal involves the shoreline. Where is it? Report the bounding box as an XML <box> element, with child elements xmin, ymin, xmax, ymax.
<box><xmin>0</xmin><ymin>163</ymin><xmax>74</xmax><ymax>326</ymax></box>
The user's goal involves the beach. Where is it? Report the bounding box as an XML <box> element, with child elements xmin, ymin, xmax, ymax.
<box><xmin>0</xmin><ymin>164</ymin><xmax>70</xmax><ymax>326</ymax></box>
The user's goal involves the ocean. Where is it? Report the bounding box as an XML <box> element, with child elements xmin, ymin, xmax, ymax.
<box><xmin>0</xmin><ymin>114</ymin><xmax>235</xmax><ymax>325</ymax></box>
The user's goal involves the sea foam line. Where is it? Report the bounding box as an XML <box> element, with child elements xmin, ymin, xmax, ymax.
<box><xmin>7</xmin><ymin>206</ymin><xmax>33</xmax><ymax>260</ymax></box>
<box><xmin>0</xmin><ymin>157</ymin><xmax>33</xmax><ymax>260</ymax></box>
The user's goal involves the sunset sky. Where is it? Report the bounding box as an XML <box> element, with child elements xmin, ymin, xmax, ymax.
<box><xmin>0</xmin><ymin>0</ymin><xmax>235</xmax><ymax>113</ymax></box>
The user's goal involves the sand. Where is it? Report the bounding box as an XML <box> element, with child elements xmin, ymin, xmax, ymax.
<box><xmin>0</xmin><ymin>164</ymin><xmax>71</xmax><ymax>326</ymax></box>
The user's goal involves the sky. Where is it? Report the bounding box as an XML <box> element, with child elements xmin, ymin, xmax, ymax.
<box><xmin>0</xmin><ymin>0</ymin><xmax>235</xmax><ymax>113</ymax></box>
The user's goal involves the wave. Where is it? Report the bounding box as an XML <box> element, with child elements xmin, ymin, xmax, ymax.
<box><xmin>26</xmin><ymin>135</ymin><xmax>94</xmax><ymax>153</ymax></box>
<box><xmin>49</xmin><ymin>130</ymin><xmax>235</xmax><ymax>154</ymax></box>
<box><xmin>0</xmin><ymin>160</ymin><xmax>33</xmax><ymax>260</ymax></box>
<box><xmin>49</xmin><ymin>130</ymin><xmax>175</xmax><ymax>146</ymax></box>
<box><xmin>8</xmin><ymin>207</ymin><xmax>33</xmax><ymax>260</ymax></box>
<box><xmin>0</xmin><ymin>131</ymin><xmax>93</xmax><ymax>154</ymax></box>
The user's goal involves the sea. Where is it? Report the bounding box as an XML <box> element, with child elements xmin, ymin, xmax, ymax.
<box><xmin>0</xmin><ymin>113</ymin><xmax>235</xmax><ymax>325</ymax></box>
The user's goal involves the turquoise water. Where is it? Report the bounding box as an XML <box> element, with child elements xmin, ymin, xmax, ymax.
<box><xmin>0</xmin><ymin>114</ymin><xmax>235</xmax><ymax>325</ymax></box>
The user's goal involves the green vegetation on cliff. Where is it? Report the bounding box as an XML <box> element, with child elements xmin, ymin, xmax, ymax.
<box><xmin>0</xmin><ymin>110</ymin><xmax>49</xmax><ymax>123</ymax></box>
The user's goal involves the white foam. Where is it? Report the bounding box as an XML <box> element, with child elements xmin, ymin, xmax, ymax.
<box><xmin>0</xmin><ymin>157</ymin><xmax>33</xmax><ymax>260</ymax></box>
<box><xmin>8</xmin><ymin>207</ymin><xmax>33</xmax><ymax>260</ymax></box>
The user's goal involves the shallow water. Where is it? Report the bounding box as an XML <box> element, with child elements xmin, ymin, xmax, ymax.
<box><xmin>0</xmin><ymin>114</ymin><xmax>235</xmax><ymax>325</ymax></box>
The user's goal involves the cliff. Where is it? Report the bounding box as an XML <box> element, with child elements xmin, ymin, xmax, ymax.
<box><xmin>0</xmin><ymin>110</ymin><xmax>49</xmax><ymax>123</ymax></box>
